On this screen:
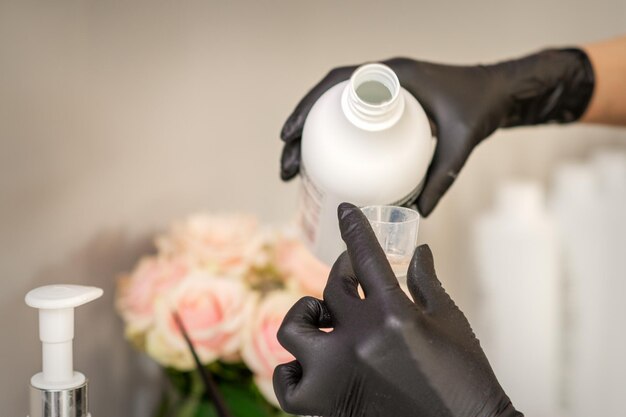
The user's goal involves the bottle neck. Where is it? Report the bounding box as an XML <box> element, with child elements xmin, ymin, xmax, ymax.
<box><xmin>341</xmin><ymin>63</ymin><xmax>405</xmax><ymax>131</ymax></box>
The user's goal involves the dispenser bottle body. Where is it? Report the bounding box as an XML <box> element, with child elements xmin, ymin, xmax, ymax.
<box><xmin>29</xmin><ymin>382</ymin><xmax>90</xmax><ymax>417</ymax></box>
<box><xmin>297</xmin><ymin>64</ymin><xmax>435</xmax><ymax>264</ymax></box>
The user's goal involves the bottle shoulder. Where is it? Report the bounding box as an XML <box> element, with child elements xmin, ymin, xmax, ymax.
<box><xmin>303</xmin><ymin>83</ymin><xmax>429</xmax><ymax>137</ymax></box>
<box><xmin>301</xmin><ymin>84</ymin><xmax>434</xmax><ymax>203</ymax></box>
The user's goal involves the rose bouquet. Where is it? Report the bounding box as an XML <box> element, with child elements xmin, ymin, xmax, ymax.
<box><xmin>116</xmin><ymin>213</ymin><xmax>330</xmax><ymax>417</ymax></box>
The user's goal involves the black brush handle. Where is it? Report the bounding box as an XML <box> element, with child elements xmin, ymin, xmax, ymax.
<box><xmin>172</xmin><ymin>312</ymin><xmax>233</xmax><ymax>417</ymax></box>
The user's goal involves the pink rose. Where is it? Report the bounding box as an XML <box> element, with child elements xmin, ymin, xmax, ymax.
<box><xmin>146</xmin><ymin>273</ymin><xmax>255</xmax><ymax>370</ymax></box>
<box><xmin>241</xmin><ymin>291</ymin><xmax>299</xmax><ymax>406</ymax></box>
<box><xmin>116</xmin><ymin>256</ymin><xmax>189</xmax><ymax>334</ymax></box>
<box><xmin>256</xmin><ymin>376</ymin><xmax>280</xmax><ymax>408</ymax></box>
<box><xmin>156</xmin><ymin>214</ymin><xmax>265</xmax><ymax>276</ymax></box>
<box><xmin>274</xmin><ymin>237</ymin><xmax>330</xmax><ymax>299</ymax></box>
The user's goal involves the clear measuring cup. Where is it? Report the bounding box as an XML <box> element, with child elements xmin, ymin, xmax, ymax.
<box><xmin>361</xmin><ymin>205</ymin><xmax>420</xmax><ymax>286</ymax></box>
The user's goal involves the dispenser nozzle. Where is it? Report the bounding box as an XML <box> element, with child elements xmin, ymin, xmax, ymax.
<box><xmin>26</xmin><ymin>285</ymin><xmax>103</xmax><ymax>390</ymax></box>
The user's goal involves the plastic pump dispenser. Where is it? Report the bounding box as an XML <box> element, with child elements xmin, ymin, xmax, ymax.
<box><xmin>298</xmin><ymin>63</ymin><xmax>435</xmax><ymax>264</ymax></box>
<box><xmin>26</xmin><ymin>285</ymin><xmax>103</xmax><ymax>417</ymax></box>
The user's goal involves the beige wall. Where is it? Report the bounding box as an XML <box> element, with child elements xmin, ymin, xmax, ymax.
<box><xmin>1</xmin><ymin>1</ymin><xmax>625</xmax><ymax>416</ymax></box>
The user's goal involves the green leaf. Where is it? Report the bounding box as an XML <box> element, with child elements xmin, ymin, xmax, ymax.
<box><xmin>195</xmin><ymin>401</ymin><xmax>218</xmax><ymax>417</ymax></box>
<box><xmin>208</xmin><ymin>361</ymin><xmax>253</xmax><ymax>382</ymax></box>
<box><xmin>174</xmin><ymin>396</ymin><xmax>200</xmax><ymax>417</ymax></box>
<box><xmin>161</xmin><ymin>362</ymin><xmax>296</xmax><ymax>417</ymax></box>
<box><xmin>165</xmin><ymin>368</ymin><xmax>193</xmax><ymax>396</ymax></box>
<box><xmin>220</xmin><ymin>381</ymin><xmax>275</xmax><ymax>417</ymax></box>
<box><xmin>189</xmin><ymin>369</ymin><xmax>207</xmax><ymax>397</ymax></box>
<box><xmin>153</xmin><ymin>391</ymin><xmax>171</xmax><ymax>417</ymax></box>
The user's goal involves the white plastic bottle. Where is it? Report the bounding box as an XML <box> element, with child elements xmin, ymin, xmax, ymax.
<box><xmin>473</xmin><ymin>182</ymin><xmax>561</xmax><ymax>417</ymax></box>
<box><xmin>298</xmin><ymin>63</ymin><xmax>436</xmax><ymax>264</ymax></box>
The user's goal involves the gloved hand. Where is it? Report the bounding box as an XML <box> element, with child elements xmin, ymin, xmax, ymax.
<box><xmin>280</xmin><ymin>49</ymin><xmax>594</xmax><ymax>216</ymax></box>
<box><xmin>273</xmin><ymin>202</ymin><xmax>523</xmax><ymax>417</ymax></box>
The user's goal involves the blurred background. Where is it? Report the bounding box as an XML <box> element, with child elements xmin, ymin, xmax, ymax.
<box><xmin>1</xmin><ymin>1</ymin><xmax>625</xmax><ymax>416</ymax></box>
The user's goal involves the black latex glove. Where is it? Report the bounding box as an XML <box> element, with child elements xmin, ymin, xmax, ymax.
<box><xmin>280</xmin><ymin>49</ymin><xmax>594</xmax><ymax>216</ymax></box>
<box><xmin>273</xmin><ymin>203</ymin><xmax>522</xmax><ymax>417</ymax></box>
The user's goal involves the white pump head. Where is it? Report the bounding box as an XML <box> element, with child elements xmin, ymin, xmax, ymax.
<box><xmin>26</xmin><ymin>285</ymin><xmax>103</xmax><ymax>390</ymax></box>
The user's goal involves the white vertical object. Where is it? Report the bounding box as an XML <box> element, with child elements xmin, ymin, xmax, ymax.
<box><xmin>552</xmin><ymin>151</ymin><xmax>626</xmax><ymax>417</ymax></box>
<box><xmin>473</xmin><ymin>182</ymin><xmax>561</xmax><ymax>417</ymax></box>
<box><xmin>590</xmin><ymin>152</ymin><xmax>626</xmax><ymax>414</ymax></box>
<box><xmin>551</xmin><ymin>163</ymin><xmax>600</xmax><ymax>417</ymax></box>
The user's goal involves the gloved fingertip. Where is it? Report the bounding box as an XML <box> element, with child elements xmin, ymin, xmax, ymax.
<box><xmin>281</xmin><ymin>115</ymin><xmax>304</xmax><ymax>142</ymax></box>
<box><xmin>407</xmin><ymin>243</ymin><xmax>445</xmax><ymax>311</ymax></box>
<box><xmin>417</xmin><ymin>155</ymin><xmax>463</xmax><ymax>216</ymax></box>
<box><xmin>280</xmin><ymin>121</ymin><xmax>294</xmax><ymax>141</ymax></box>
<box><xmin>280</xmin><ymin>141</ymin><xmax>301</xmax><ymax>180</ymax></box>
<box><xmin>337</xmin><ymin>203</ymin><xmax>365</xmax><ymax>237</ymax></box>
<box><xmin>416</xmin><ymin>192</ymin><xmax>437</xmax><ymax>217</ymax></box>
<box><xmin>280</xmin><ymin>165</ymin><xmax>299</xmax><ymax>181</ymax></box>
<box><xmin>337</xmin><ymin>202</ymin><xmax>358</xmax><ymax>220</ymax></box>
<box><xmin>410</xmin><ymin>244</ymin><xmax>435</xmax><ymax>274</ymax></box>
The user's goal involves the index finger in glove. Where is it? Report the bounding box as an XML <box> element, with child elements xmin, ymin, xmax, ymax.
<box><xmin>337</xmin><ymin>202</ymin><xmax>400</xmax><ymax>299</ymax></box>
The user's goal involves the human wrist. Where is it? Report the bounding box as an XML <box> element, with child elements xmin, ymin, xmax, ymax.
<box><xmin>580</xmin><ymin>35</ymin><xmax>626</xmax><ymax>125</ymax></box>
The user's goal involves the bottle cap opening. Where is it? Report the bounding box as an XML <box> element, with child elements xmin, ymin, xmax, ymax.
<box><xmin>342</xmin><ymin>63</ymin><xmax>404</xmax><ymax>131</ymax></box>
<box><xmin>351</xmin><ymin>63</ymin><xmax>400</xmax><ymax>107</ymax></box>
